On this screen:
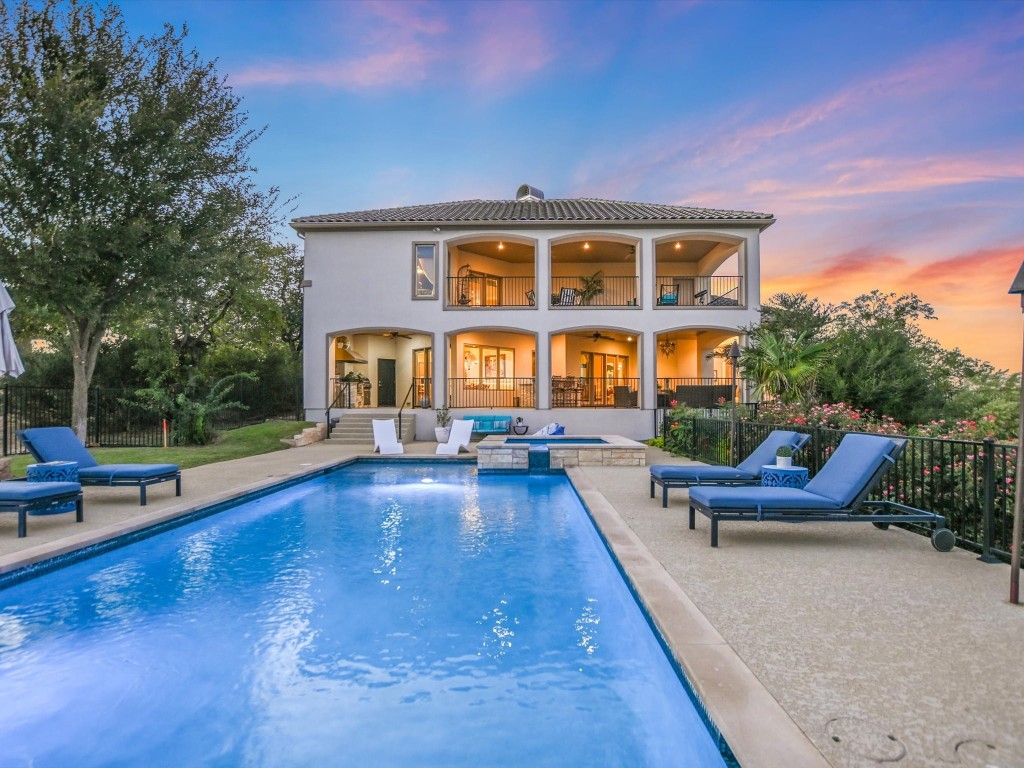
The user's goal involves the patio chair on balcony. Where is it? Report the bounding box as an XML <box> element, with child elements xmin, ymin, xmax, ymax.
<box><xmin>657</xmin><ymin>284</ymin><xmax>678</xmax><ymax>306</ymax></box>
<box><xmin>19</xmin><ymin>426</ymin><xmax>180</xmax><ymax>506</ymax></box>
<box><xmin>557</xmin><ymin>287</ymin><xmax>578</xmax><ymax>306</ymax></box>
<box><xmin>526</xmin><ymin>289</ymin><xmax>536</xmax><ymax>306</ymax></box>
<box><xmin>687</xmin><ymin>433</ymin><xmax>956</xmax><ymax>550</ymax></box>
<box><xmin>649</xmin><ymin>430</ymin><xmax>810</xmax><ymax>507</ymax></box>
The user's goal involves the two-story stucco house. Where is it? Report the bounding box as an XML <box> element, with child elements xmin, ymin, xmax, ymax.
<box><xmin>291</xmin><ymin>184</ymin><xmax>773</xmax><ymax>441</ymax></box>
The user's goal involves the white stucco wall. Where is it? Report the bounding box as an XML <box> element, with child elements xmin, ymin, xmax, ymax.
<box><xmin>299</xmin><ymin>222</ymin><xmax>766</xmax><ymax>437</ymax></box>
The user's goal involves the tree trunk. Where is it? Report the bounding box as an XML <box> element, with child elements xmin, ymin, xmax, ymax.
<box><xmin>68</xmin><ymin>319</ymin><xmax>104</xmax><ymax>442</ymax></box>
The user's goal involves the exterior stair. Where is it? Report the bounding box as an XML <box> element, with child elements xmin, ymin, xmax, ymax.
<box><xmin>327</xmin><ymin>412</ymin><xmax>416</xmax><ymax>445</ymax></box>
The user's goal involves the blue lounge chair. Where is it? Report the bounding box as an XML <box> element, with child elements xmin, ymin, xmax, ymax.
<box><xmin>649</xmin><ymin>430</ymin><xmax>810</xmax><ymax>508</ymax></box>
<box><xmin>0</xmin><ymin>481</ymin><xmax>83</xmax><ymax>538</ymax></box>
<box><xmin>19</xmin><ymin>427</ymin><xmax>181</xmax><ymax>506</ymax></box>
<box><xmin>688</xmin><ymin>433</ymin><xmax>955</xmax><ymax>550</ymax></box>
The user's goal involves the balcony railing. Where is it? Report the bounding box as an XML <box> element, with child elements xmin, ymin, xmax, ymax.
<box><xmin>655</xmin><ymin>275</ymin><xmax>743</xmax><ymax>307</ymax></box>
<box><xmin>446</xmin><ymin>276</ymin><xmax>536</xmax><ymax>307</ymax></box>
<box><xmin>551</xmin><ymin>377</ymin><xmax>640</xmax><ymax>407</ymax></box>
<box><xmin>447</xmin><ymin>377</ymin><xmax>537</xmax><ymax>408</ymax></box>
<box><xmin>657</xmin><ymin>377</ymin><xmax>745</xmax><ymax>408</ymax></box>
<box><xmin>550</xmin><ymin>276</ymin><xmax>638</xmax><ymax>306</ymax></box>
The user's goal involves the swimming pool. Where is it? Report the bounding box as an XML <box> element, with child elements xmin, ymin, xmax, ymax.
<box><xmin>0</xmin><ymin>461</ymin><xmax>731</xmax><ymax>767</ymax></box>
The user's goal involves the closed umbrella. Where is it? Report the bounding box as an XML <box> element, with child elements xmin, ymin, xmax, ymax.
<box><xmin>0</xmin><ymin>283</ymin><xmax>25</xmax><ymax>379</ymax></box>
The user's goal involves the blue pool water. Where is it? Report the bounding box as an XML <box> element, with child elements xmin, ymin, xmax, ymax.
<box><xmin>505</xmin><ymin>437</ymin><xmax>609</xmax><ymax>445</ymax></box>
<box><xmin>0</xmin><ymin>462</ymin><xmax>730</xmax><ymax>767</ymax></box>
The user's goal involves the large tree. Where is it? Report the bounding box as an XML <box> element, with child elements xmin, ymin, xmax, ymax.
<box><xmin>0</xmin><ymin>0</ymin><xmax>279</xmax><ymax>438</ymax></box>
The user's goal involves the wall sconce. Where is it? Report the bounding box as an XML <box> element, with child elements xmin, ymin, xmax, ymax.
<box><xmin>658</xmin><ymin>339</ymin><xmax>676</xmax><ymax>356</ymax></box>
<box><xmin>300</xmin><ymin>279</ymin><xmax>313</xmax><ymax>288</ymax></box>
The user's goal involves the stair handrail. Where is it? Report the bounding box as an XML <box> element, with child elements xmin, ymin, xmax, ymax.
<box><xmin>325</xmin><ymin>382</ymin><xmax>351</xmax><ymax>437</ymax></box>
<box><xmin>396</xmin><ymin>382</ymin><xmax>416</xmax><ymax>439</ymax></box>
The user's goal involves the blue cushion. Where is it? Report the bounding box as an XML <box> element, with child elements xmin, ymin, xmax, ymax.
<box><xmin>79</xmin><ymin>464</ymin><xmax>179</xmax><ymax>481</ymax></box>
<box><xmin>650</xmin><ymin>465</ymin><xmax>757</xmax><ymax>484</ymax></box>
<box><xmin>551</xmin><ymin>425</ymin><xmax>565</xmax><ymax>435</ymax></box>
<box><xmin>804</xmin><ymin>434</ymin><xmax>898</xmax><ymax>506</ymax></box>
<box><xmin>735</xmin><ymin>431</ymin><xmax>809</xmax><ymax>475</ymax></box>
<box><xmin>19</xmin><ymin>427</ymin><xmax>98</xmax><ymax>468</ymax></box>
<box><xmin>0</xmin><ymin>481</ymin><xmax>80</xmax><ymax>502</ymax></box>
<box><xmin>689</xmin><ymin>486</ymin><xmax>842</xmax><ymax>511</ymax></box>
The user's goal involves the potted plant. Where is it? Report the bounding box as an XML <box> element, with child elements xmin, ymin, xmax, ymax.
<box><xmin>578</xmin><ymin>270</ymin><xmax>605</xmax><ymax>305</ymax></box>
<box><xmin>775</xmin><ymin>445</ymin><xmax>794</xmax><ymax>468</ymax></box>
<box><xmin>435</xmin><ymin>407</ymin><xmax>452</xmax><ymax>442</ymax></box>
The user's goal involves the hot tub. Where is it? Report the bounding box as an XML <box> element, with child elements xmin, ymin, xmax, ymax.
<box><xmin>476</xmin><ymin>434</ymin><xmax>646</xmax><ymax>473</ymax></box>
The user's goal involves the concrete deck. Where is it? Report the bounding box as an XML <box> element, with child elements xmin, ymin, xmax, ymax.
<box><xmin>1</xmin><ymin>440</ymin><xmax>1021</xmax><ymax>767</ymax></box>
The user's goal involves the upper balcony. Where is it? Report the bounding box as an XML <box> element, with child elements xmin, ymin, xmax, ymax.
<box><xmin>654</xmin><ymin>235</ymin><xmax>746</xmax><ymax>308</ymax></box>
<box><xmin>550</xmin><ymin>236</ymin><xmax>638</xmax><ymax>307</ymax></box>
<box><xmin>446</xmin><ymin>236</ymin><xmax>536</xmax><ymax>308</ymax></box>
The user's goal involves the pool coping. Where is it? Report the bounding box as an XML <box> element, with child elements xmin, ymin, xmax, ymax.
<box><xmin>0</xmin><ymin>452</ymin><xmax>827</xmax><ymax>767</ymax></box>
<box><xmin>567</xmin><ymin>467</ymin><xmax>830</xmax><ymax>768</ymax></box>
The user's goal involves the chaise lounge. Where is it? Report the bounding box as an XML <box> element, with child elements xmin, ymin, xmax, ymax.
<box><xmin>19</xmin><ymin>427</ymin><xmax>181</xmax><ymax>506</ymax></box>
<box><xmin>649</xmin><ymin>430</ymin><xmax>810</xmax><ymax>508</ymax></box>
<box><xmin>687</xmin><ymin>433</ymin><xmax>955</xmax><ymax>550</ymax></box>
<box><xmin>0</xmin><ymin>481</ymin><xmax>83</xmax><ymax>537</ymax></box>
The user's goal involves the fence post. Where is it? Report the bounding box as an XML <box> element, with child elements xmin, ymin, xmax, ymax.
<box><xmin>978</xmin><ymin>437</ymin><xmax>999</xmax><ymax>563</ymax></box>
<box><xmin>812</xmin><ymin>426</ymin><xmax>824</xmax><ymax>474</ymax></box>
<box><xmin>2</xmin><ymin>383</ymin><xmax>7</xmax><ymax>456</ymax></box>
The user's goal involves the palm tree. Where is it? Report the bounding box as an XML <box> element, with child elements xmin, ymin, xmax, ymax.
<box><xmin>740</xmin><ymin>329</ymin><xmax>830</xmax><ymax>403</ymax></box>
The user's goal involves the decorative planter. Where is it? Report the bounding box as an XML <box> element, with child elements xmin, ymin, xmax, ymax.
<box><xmin>776</xmin><ymin>456</ymin><xmax>793</xmax><ymax>468</ymax></box>
<box><xmin>435</xmin><ymin>427</ymin><xmax>451</xmax><ymax>443</ymax></box>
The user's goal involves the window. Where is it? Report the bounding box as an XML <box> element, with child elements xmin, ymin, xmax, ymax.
<box><xmin>463</xmin><ymin>344</ymin><xmax>515</xmax><ymax>389</ymax></box>
<box><xmin>413</xmin><ymin>243</ymin><xmax>437</xmax><ymax>299</ymax></box>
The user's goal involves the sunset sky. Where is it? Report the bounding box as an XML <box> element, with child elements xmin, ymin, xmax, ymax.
<box><xmin>119</xmin><ymin>0</ymin><xmax>1024</xmax><ymax>371</ymax></box>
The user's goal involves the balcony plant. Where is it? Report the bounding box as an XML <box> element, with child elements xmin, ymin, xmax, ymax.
<box><xmin>775</xmin><ymin>445</ymin><xmax>794</xmax><ymax>468</ymax></box>
<box><xmin>578</xmin><ymin>270</ymin><xmax>605</xmax><ymax>305</ymax></box>
<box><xmin>435</xmin><ymin>407</ymin><xmax>452</xmax><ymax>442</ymax></box>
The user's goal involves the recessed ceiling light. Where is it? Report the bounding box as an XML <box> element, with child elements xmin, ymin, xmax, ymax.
<box><xmin>583</xmin><ymin>242</ymin><xmax>591</xmax><ymax>250</ymax></box>
<box><xmin>497</xmin><ymin>241</ymin><xmax>505</xmax><ymax>250</ymax></box>
<box><xmin>674</xmin><ymin>242</ymin><xmax>682</xmax><ymax>250</ymax></box>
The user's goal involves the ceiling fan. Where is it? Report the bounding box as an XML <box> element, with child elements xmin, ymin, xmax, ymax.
<box><xmin>584</xmin><ymin>331</ymin><xmax>615</xmax><ymax>342</ymax></box>
<box><xmin>383</xmin><ymin>331</ymin><xmax>412</xmax><ymax>340</ymax></box>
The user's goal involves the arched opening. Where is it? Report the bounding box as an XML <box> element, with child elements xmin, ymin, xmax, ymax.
<box><xmin>550</xmin><ymin>327</ymin><xmax>640</xmax><ymax>407</ymax></box>
<box><xmin>329</xmin><ymin>329</ymin><xmax>433</xmax><ymax>409</ymax></box>
<box><xmin>654</xmin><ymin>234</ymin><xmax>745</xmax><ymax>308</ymax></box>
<box><xmin>550</xmin><ymin>234</ymin><xmax>640</xmax><ymax>307</ymax></box>
<box><xmin>446</xmin><ymin>328</ymin><xmax>537</xmax><ymax>408</ymax></box>
<box><xmin>655</xmin><ymin>327</ymin><xmax>742</xmax><ymax>407</ymax></box>
<box><xmin>445</xmin><ymin>235</ymin><xmax>537</xmax><ymax>308</ymax></box>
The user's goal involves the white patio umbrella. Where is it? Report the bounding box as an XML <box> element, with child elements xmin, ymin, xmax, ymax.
<box><xmin>0</xmin><ymin>282</ymin><xmax>26</xmax><ymax>379</ymax></box>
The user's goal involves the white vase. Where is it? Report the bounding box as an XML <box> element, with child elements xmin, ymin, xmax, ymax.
<box><xmin>435</xmin><ymin>426</ymin><xmax>451</xmax><ymax>443</ymax></box>
<box><xmin>776</xmin><ymin>456</ymin><xmax>793</xmax><ymax>468</ymax></box>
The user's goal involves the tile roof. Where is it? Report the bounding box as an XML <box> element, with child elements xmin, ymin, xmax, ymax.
<box><xmin>291</xmin><ymin>198</ymin><xmax>774</xmax><ymax>228</ymax></box>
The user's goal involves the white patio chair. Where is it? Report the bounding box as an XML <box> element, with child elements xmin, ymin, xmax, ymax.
<box><xmin>372</xmin><ymin>419</ymin><xmax>405</xmax><ymax>455</ymax></box>
<box><xmin>436</xmin><ymin>419</ymin><xmax>473</xmax><ymax>455</ymax></box>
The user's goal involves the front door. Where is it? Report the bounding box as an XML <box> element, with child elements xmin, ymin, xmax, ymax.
<box><xmin>378</xmin><ymin>358</ymin><xmax>396</xmax><ymax>407</ymax></box>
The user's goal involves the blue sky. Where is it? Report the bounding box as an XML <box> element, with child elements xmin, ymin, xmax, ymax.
<box><xmin>118</xmin><ymin>0</ymin><xmax>1024</xmax><ymax>370</ymax></box>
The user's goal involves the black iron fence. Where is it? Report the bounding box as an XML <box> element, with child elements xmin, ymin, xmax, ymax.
<box><xmin>662</xmin><ymin>413</ymin><xmax>1017</xmax><ymax>561</ymax></box>
<box><xmin>2</xmin><ymin>379</ymin><xmax>303</xmax><ymax>455</ymax></box>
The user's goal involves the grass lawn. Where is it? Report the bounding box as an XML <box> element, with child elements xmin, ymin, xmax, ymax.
<box><xmin>4</xmin><ymin>420</ymin><xmax>314</xmax><ymax>476</ymax></box>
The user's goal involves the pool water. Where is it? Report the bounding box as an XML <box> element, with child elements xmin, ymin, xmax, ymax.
<box><xmin>0</xmin><ymin>462</ymin><xmax>730</xmax><ymax>767</ymax></box>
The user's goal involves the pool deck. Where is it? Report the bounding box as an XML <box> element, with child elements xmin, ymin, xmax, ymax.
<box><xmin>1</xmin><ymin>439</ymin><xmax>1021</xmax><ymax>768</ymax></box>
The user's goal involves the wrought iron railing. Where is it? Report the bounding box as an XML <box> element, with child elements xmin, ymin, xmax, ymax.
<box><xmin>656</xmin><ymin>378</ymin><xmax>744</xmax><ymax>408</ymax></box>
<box><xmin>672</xmin><ymin>417</ymin><xmax>1017</xmax><ymax>560</ymax></box>
<box><xmin>447</xmin><ymin>377</ymin><xmax>537</xmax><ymax>409</ymax></box>
<box><xmin>655</xmin><ymin>275</ymin><xmax>743</xmax><ymax>306</ymax></box>
<box><xmin>446</xmin><ymin>276</ymin><xmax>536</xmax><ymax>307</ymax></box>
<box><xmin>549</xmin><ymin>276</ymin><xmax>639</xmax><ymax>306</ymax></box>
<box><xmin>2</xmin><ymin>379</ymin><xmax>303</xmax><ymax>454</ymax></box>
<box><xmin>551</xmin><ymin>377</ymin><xmax>640</xmax><ymax>407</ymax></box>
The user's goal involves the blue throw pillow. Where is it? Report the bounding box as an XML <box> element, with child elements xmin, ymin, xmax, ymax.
<box><xmin>551</xmin><ymin>425</ymin><xmax>565</xmax><ymax>435</ymax></box>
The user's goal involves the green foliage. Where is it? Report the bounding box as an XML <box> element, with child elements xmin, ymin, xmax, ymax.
<box><xmin>775</xmin><ymin>445</ymin><xmax>794</xmax><ymax>458</ymax></box>
<box><xmin>740</xmin><ymin>328</ymin><xmax>830</xmax><ymax>404</ymax></box>
<box><xmin>134</xmin><ymin>372</ymin><xmax>257</xmax><ymax>445</ymax></box>
<box><xmin>0</xmin><ymin>0</ymin><xmax>285</xmax><ymax>433</ymax></box>
<box><xmin>578</xmin><ymin>271</ymin><xmax>605</xmax><ymax>305</ymax></box>
<box><xmin>663</xmin><ymin>403</ymin><xmax>701</xmax><ymax>456</ymax></box>
<box><xmin>645</xmin><ymin>437</ymin><xmax>665</xmax><ymax>449</ymax></box>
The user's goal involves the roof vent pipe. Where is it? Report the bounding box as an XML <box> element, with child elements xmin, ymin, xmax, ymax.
<box><xmin>516</xmin><ymin>184</ymin><xmax>544</xmax><ymax>201</ymax></box>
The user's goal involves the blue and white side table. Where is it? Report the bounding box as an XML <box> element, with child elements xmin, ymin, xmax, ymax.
<box><xmin>27</xmin><ymin>461</ymin><xmax>79</xmax><ymax>483</ymax></box>
<box><xmin>761</xmin><ymin>464</ymin><xmax>809</xmax><ymax>489</ymax></box>
<box><xmin>25</xmin><ymin>461</ymin><xmax>79</xmax><ymax>515</ymax></box>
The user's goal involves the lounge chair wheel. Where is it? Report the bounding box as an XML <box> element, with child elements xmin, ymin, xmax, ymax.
<box><xmin>931</xmin><ymin>528</ymin><xmax>955</xmax><ymax>552</ymax></box>
<box><xmin>872</xmin><ymin>521</ymin><xmax>890</xmax><ymax>530</ymax></box>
